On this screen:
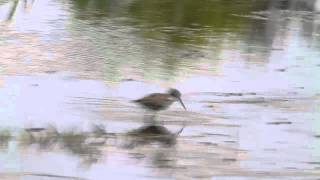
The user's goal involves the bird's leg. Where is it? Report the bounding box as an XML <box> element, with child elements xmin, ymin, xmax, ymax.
<box><xmin>143</xmin><ymin>110</ymin><xmax>151</xmax><ymax>125</ymax></box>
<box><xmin>143</xmin><ymin>110</ymin><xmax>156</xmax><ymax>126</ymax></box>
<box><xmin>151</xmin><ymin>111</ymin><xmax>157</xmax><ymax>121</ymax></box>
<box><xmin>151</xmin><ymin>111</ymin><xmax>163</xmax><ymax>126</ymax></box>
<box><xmin>147</xmin><ymin>111</ymin><xmax>156</xmax><ymax>126</ymax></box>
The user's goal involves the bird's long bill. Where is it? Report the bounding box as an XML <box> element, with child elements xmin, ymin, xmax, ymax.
<box><xmin>178</xmin><ymin>97</ymin><xmax>187</xmax><ymax>110</ymax></box>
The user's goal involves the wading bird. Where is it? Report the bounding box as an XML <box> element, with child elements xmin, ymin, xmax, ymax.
<box><xmin>133</xmin><ymin>88</ymin><xmax>187</xmax><ymax>123</ymax></box>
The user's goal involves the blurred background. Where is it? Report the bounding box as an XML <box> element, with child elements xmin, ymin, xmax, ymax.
<box><xmin>0</xmin><ymin>0</ymin><xmax>320</xmax><ymax>179</ymax></box>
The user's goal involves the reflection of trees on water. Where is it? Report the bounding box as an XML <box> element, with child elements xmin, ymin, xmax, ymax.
<box><xmin>67</xmin><ymin>0</ymin><xmax>320</xmax><ymax>81</ymax></box>
<box><xmin>67</xmin><ymin>0</ymin><xmax>258</xmax><ymax>81</ymax></box>
<box><xmin>2</xmin><ymin>0</ymin><xmax>320</xmax><ymax>81</ymax></box>
<box><xmin>1</xmin><ymin>0</ymin><xmax>34</xmax><ymax>22</ymax></box>
<box><xmin>264</xmin><ymin>0</ymin><xmax>320</xmax><ymax>11</ymax></box>
<box><xmin>5</xmin><ymin>0</ymin><xmax>18</xmax><ymax>21</ymax></box>
<box><xmin>125</xmin><ymin>0</ymin><xmax>260</xmax><ymax>48</ymax></box>
<box><xmin>242</xmin><ymin>0</ymin><xmax>320</xmax><ymax>64</ymax></box>
<box><xmin>71</xmin><ymin>0</ymin><xmax>123</xmax><ymax>20</ymax></box>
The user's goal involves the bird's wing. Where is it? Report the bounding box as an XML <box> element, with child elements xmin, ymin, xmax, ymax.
<box><xmin>134</xmin><ymin>93</ymin><xmax>163</xmax><ymax>103</ymax></box>
<box><xmin>134</xmin><ymin>93</ymin><xmax>174</xmax><ymax>106</ymax></box>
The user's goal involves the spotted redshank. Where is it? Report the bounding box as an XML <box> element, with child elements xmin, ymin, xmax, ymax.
<box><xmin>133</xmin><ymin>88</ymin><xmax>187</xmax><ymax>122</ymax></box>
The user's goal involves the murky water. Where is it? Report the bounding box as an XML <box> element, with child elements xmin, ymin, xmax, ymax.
<box><xmin>1</xmin><ymin>0</ymin><xmax>320</xmax><ymax>179</ymax></box>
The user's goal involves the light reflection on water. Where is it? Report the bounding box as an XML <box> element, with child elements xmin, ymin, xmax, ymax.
<box><xmin>0</xmin><ymin>0</ymin><xmax>320</xmax><ymax>179</ymax></box>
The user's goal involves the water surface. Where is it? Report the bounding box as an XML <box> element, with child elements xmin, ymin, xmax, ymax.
<box><xmin>0</xmin><ymin>0</ymin><xmax>320</xmax><ymax>179</ymax></box>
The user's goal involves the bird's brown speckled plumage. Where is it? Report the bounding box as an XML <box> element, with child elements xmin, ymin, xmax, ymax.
<box><xmin>133</xmin><ymin>89</ymin><xmax>186</xmax><ymax>112</ymax></box>
<box><xmin>133</xmin><ymin>93</ymin><xmax>175</xmax><ymax>111</ymax></box>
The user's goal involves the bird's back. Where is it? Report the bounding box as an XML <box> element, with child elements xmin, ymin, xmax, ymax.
<box><xmin>133</xmin><ymin>93</ymin><xmax>175</xmax><ymax>111</ymax></box>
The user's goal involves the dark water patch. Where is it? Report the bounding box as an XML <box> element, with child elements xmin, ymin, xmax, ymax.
<box><xmin>275</xmin><ymin>68</ymin><xmax>287</xmax><ymax>72</ymax></box>
<box><xmin>198</xmin><ymin>142</ymin><xmax>218</xmax><ymax>146</ymax></box>
<box><xmin>231</xmin><ymin>14</ymin><xmax>269</xmax><ymax>21</ymax></box>
<box><xmin>271</xmin><ymin>48</ymin><xmax>284</xmax><ymax>51</ymax></box>
<box><xmin>192</xmin><ymin>175</ymin><xmax>213</xmax><ymax>179</ymax></box>
<box><xmin>204</xmin><ymin>98</ymin><xmax>268</xmax><ymax>104</ymax></box>
<box><xmin>129</xmin><ymin>152</ymin><xmax>146</xmax><ymax>159</ymax></box>
<box><xmin>207</xmin><ymin>105</ymin><xmax>215</xmax><ymax>108</ymax></box>
<box><xmin>31</xmin><ymin>83</ymin><xmax>39</xmax><ymax>87</ymax></box>
<box><xmin>267</xmin><ymin>121</ymin><xmax>293</xmax><ymax>125</ymax></box>
<box><xmin>203</xmin><ymin>97</ymin><xmax>289</xmax><ymax>105</ymax></box>
<box><xmin>203</xmin><ymin>133</ymin><xmax>231</xmax><ymax>137</ymax></box>
<box><xmin>276</xmin><ymin>141</ymin><xmax>288</xmax><ymax>144</ymax></box>
<box><xmin>203</xmin><ymin>123</ymin><xmax>241</xmax><ymax>128</ymax></box>
<box><xmin>44</xmin><ymin>70</ymin><xmax>57</xmax><ymax>74</ymax></box>
<box><xmin>0</xmin><ymin>130</ymin><xmax>11</xmax><ymax>150</ymax></box>
<box><xmin>121</xmin><ymin>78</ymin><xmax>136</xmax><ymax>82</ymax></box>
<box><xmin>70</xmin><ymin>96</ymin><xmax>117</xmax><ymax>102</ymax></box>
<box><xmin>222</xmin><ymin>158</ymin><xmax>237</xmax><ymax>162</ymax></box>
<box><xmin>193</xmin><ymin>92</ymin><xmax>258</xmax><ymax>97</ymax></box>
<box><xmin>264</xmin><ymin>148</ymin><xmax>277</xmax><ymax>151</ymax></box>
<box><xmin>307</xmin><ymin>162</ymin><xmax>320</xmax><ymax>165</ymax></box>
<box><xmin>24</xmin><ymin>127</ymin><xmax>47</xmax><ymax>132</ymax></box>
<box><xmin>183</xmin><ymin>135</ymin><xmax>206</xmax><ymax>138</ymax></box>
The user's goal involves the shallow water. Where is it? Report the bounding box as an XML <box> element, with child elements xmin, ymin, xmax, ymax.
<box><xmin>1</xmin><ymin>0</ymin><xmax>320</xmax><ymax>179</ymax></box>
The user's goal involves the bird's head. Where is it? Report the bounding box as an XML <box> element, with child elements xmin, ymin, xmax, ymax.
<box><xmin>167</xmin><ymin>88</ymin><xmax>186</xmax><ymax>110</ymax></box>
<box><xmin>168</xmin><ymin>88</ymin><xmax>181</xmax><ymax>98</ymax></box>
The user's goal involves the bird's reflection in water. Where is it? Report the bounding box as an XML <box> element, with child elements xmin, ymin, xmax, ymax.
<box><xmin>122</xmin><ymin>125</ymin><xmax>183</xmax><ymax>177</ymax></box>
<box><xmin>17</xmin><ymin>124</ymin><xmax>182</xmax><ymax>171</ymax></box>
<box><xmin>0</xmin><ymin>124</ymin><xmax>243</xmax><ymax>179</ymax></box>
<box><xmin>123</xmin><ymin>125</ymin><xmax>181</xmax><ymax>149</ymax></box>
